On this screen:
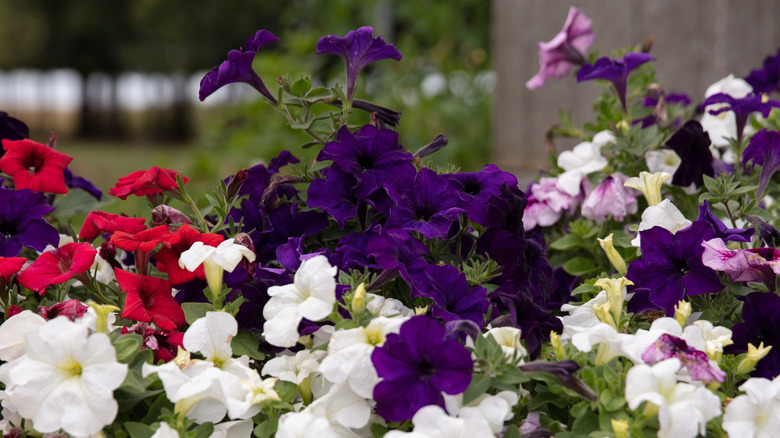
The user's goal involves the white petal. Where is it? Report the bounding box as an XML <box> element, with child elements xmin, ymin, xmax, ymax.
<box><xmin>184</xmin><ymin>311</ymin><xmax>238</xmax><ymax>363</ymax></box>
<box><xmin>179</xmin><ymin>241</ymin><xmax>215</xmax><ymax>272</ymax></box>
<box><xmin>0</xmin><ymin>310</ymin><xmax>46</xmax><ymax>361</ymax></box>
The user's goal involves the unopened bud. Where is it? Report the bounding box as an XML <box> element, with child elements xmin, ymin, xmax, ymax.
<box><xmin>674</xmin><ymin>300</ymin><xmax>691</xmax><ymax>328</ymax></box>
<box><xmin>351</xmin><ymin>283</ymin><xmax>366</xmax><ymax>313</ymax></box>
<box><xmin>597</xmin><ymin>234</ymin><xmax>627</xmax><ymax>275</ymax></box>
<box><xmin>624</xmin><ymin>171</ymin><xmax>671</xmax><ymax>206</ymax></box>
<box><xmin>737</xmin><ymin>342</ymin><xmax>772</xmax><ymax>375</ymax></box>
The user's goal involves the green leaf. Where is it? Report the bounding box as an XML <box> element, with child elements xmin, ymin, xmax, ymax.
<box><xmin>549</xmin><ymin>234</ymin><xmax>584</xmax><ymax>251</ymax></box>
<box><xmin>275</xmin><ymin>380</ymin><xmax>299</xmax><ymax>403</ymax></box>
<box><xmin>502</xmin><ymin>426</ymin><xmax>522</xmax><ymax>438</ymax></box>
<box><xmin>571</xmin><ymin>409</ymin><xmax>599</xmax><ymax>434</ymax></box>
<box><xmin>462</xmin><ymin>374</ymin><xmax>491</xmax><ymax>405</ymax></box>
<box><xmin>182</xmin><ymin>302</ymin><xmax>215</xmax><ymax>324</ymax></box>
<box><xmin>291</xmin><ymin>77</ymin><xmax>312</xmax><ymax>96</ymax></box>
<box><xmin>231</xmin><ymin>330</ymin><xmax>265</xmax><ymax>360</ymax></box>
<box><xmin>562</xmin><ymin>257</ymin><xmax>599</xmax><ymax>276</ymax></box>
<box><xmin>571</xmin><ymin>283</ymin><xmax>597</xmax><ymax>296</ymax></box>
<box><xmin>254</xmin><ymin>418</ymin><xmax>278</xmax><ymax>438</ymax></box>
<box><xmin>190</xmin><ymin>422</ymin><xmax>215</xmax><ymax>438</ymax></box>
<box><xmin>124</xmin><ymin>422</ymin><xmax>155</xmax><ymax>438</ymax></box>
<box><xmin>370</xmin><ymin>423</ymin><xmax>389</xmax><ymax>438</ymax></box>
<box><xmin>114</xmin><ymin>334</ymin><xmax>143</xmax><ymax>363</ymax></box>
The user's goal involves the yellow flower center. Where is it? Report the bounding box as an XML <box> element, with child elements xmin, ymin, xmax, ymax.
<box><xmin>60</xmin><ymin>358</ymin><xmax>82</xmax><ymax>377</ymax></box>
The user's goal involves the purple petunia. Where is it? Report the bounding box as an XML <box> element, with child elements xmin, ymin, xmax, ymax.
<box><xmin>526</xmin><ymin>7</ymin><xmax>594</xmax><ymax>90</ymax></box>
<box><xmin>626</xmin><ymin>222</ymin><xmax>723</xmax><ymax>315</ymax></box>
<box><xmin>316</xmin><ymin>26</ymin><xmax>402</xmax><ymax>102</ymax></box>
<box><xmin>198</xmin><ymin>30</ymin><xmax>279</xmax><ymax>104</ymax></box>
<box><xmin>744</xmin><ymin>47</ymin><xmax>780</xmax><ymax>95</ymax></box>
<box><xmin>412</xmin><ymin>264</ymin><xmax>490</xmax><ymax>327</ymax></box>
<box><xmin>697</xmin><ymin>200</ymin><xmax>754</xmax><ymax>243</ymax></box>
<box><xmin>702</xmin><ymin>93</ymin><xmax>780</xmax><ymax>145</ymax></box>
<box><xmin>447</xmin><ymin>164</ymin><xmax>520</xmax><ymax>228</ymax></box>
<box><xmin>728</xmin><ymin>292</ymin><xmax>780</xmax><ymax>378</ymax></box>
<box><xmin>577</xmin><ymin>52</ymin><xmax>655</xmax><ymax>112</ymax></box>
<box><xmin>663</xmin><ymin>120</ymin><xmax>715</xmax><ymax>188</ymax></box>
<box><xmin>385</xmin><ymin>168</ymin><xmax>469</xmax><ymax>239</ymax></box>
<box><xmin>0</xmin><ymin>187</ymin><xmax>60</xmax><ymax>257</ymax></box>
<box><xmin>371</xmin><ymin>315</ymin><xmax>473</xmax><ymax>422</ymax></box>
<box><xmin>743</xmin><ymin>128</ymin><xmax>780</xmax><ymax>197</ymax></box>
<box><xmin>641</xmin><ymin>333</ymin><xmax>725</xmax><ymax>384</ymax></box>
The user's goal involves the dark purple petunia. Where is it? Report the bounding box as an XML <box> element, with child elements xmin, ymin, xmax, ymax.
<box><xmin>626</xmin><ymin>222</ymin><xmax>723</xmax><ymax>315</ymax></box>
<box><xmin>307</xmin><ymin>166</ymin><xmax>362</xmax><ymax>229</ymax></box>
<box><xmin>0</xmin><ymin>187</ymin><xmax>60</xmax><ymax>257</ymax></box>
<box><xmin>334</xmin><ymin>230</ymin><xmax>379</xmax><ymax>272</ymax></box>
<box><xmin>371</xmin><ymin>315</ymin><xmax>472</xmax><ymax>422</ymax></box>
<box><xmin>743</xmin><ymin>128</ymin><xmax>780</xmax><ymax>197</ymax></box>
<box><xmin>199</xmin><ymin>30</ymin><xmax>279</xmax><ymax>104</ymax></box>
<box><xmin>727</xmin><ymin>292</ymin><xmax>780</xmax><ymax>378</ymax></box>
<box><xmin>577</xmin><ymin>52</ymin><xmax>655</xmax><ymax>112</ymax></box>
<box><xmin>318</xmin><ymin>125</ymin><xmax>415</xmax><ymax>199</ymax></box>
<box><xmin>0</xmin><ymin>112</ymin><xmax>29</xmax><ymax>142</ymax></box>
<box><xmin>367</xmin><ymin>227</ymin><xmax>430</xmax><ymax>288</ymax></box>
<box><xmin>702</xmin><ymin>93</ymin><xmax>780</xmax><ymax>145</ymax></box>
<box><xmin>385</xmin><ymin>168</ymin><xmax>469</xmax><ymax>239</ymax></box>
<box><xmin>316</xmin><ymin>26</ymin><xmax>402</xmax><ymax>102</ymax></box>
<box><xmin>663</xmin><ymin>120</ymin><xmax>714</xmax><ymax>188</ymax></box>
<box><xmin>697</xmin><ymin>200</ymin><xmax>754</xmax><ymax>243</ymax></box>
<box><xmin>744</xmin><ymin>47</ymin><xmax>780</xmax><ymax>95</ymax></box>
<box><xmin>447</xmin><ymin>164</ymin><xmax>520</xmax><ymax>228</ymax></box>
<box><xmin>489</xmin><ymin>285</ymin><xmax>562</xmax><ymax>359</ymax></box>
<box><xmin>412</xmin><ymin>264</ymin><xmax>490</xmax><ymax>327</ymax></box>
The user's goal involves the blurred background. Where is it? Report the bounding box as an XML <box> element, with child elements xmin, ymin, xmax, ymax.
<box><xmin>2</xmin><ymin>0</ymin><xmax>780</xmax><ymax>215</ymax></box>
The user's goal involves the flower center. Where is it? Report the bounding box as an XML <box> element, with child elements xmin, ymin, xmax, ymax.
<box><xmin>357</xmin><ymin>155</ymin><xmax>374</xmax><ymax>170</ymax></box>
<box><xmin>59</xmin><ymin>358</ymin><xmax>82</xmax><ymax>377</ymax></box>
<box><xmin>23</xmin><ymin>154</ymin><xmax>45</xmax><ymax>174</ymax></box>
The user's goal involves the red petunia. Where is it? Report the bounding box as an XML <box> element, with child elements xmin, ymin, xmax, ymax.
<box><xmin>0</xmin><ymin>256</ymin><xmax>27</xmax><ymax>281</ymax></box>
<box><xmin>115</xmin><ymin>268</ymin><xmax>186</xmax><ymax>331</ymax></box>
<box><xmin>108</xmin><ymin>166</ymin><xmax>188</xmax><ymax>200</ymax></box>
<box><xmin>37</xmin><ymin>299</ymin><xmax>90</xmax><ymax>321</ymax></box>
<box><xmin>0</xmin><ymin>139</ymin><xmax>73</xmax><ymax>194</ymax></box>
<box><xmin>78</xmin><ymin>210</ymin><xmax>148</xmax><ymax>241</ymax></box>
<box><xmin>17</xmin><ymin>242</ymin><xmax>97</xmax><ymax>294</ymax></box>
<box><xmin>154</xmin><ymin>224</ymin><xmax>224</xmax><ymax>284</ymax></box>
<box><xmin>111</xmin><ymin>225</ymin><xmax>171</xmax><ymax>253</ymax></box>
<box><xmin>121</xmin><ymin>322</ymin><xmax>184</xmax><ymax>363</ymax></box>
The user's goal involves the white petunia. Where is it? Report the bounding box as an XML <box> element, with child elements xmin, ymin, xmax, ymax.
<box><xmin>559</xmin><ymin>291</ymin><xmax>609</xmax><ymax>341</ymax></box>
<box><xmin>262</xmin><ymin>349</ymin><xmax>327</xmax><ymax>385</ymax></box>
<box><xmin>0</xmin><ymin>310</ymin><xmax>45</xmax><ymax>362</ymax></box>
<box><xmin>384</xmin><ymin>405</ymin><xmax>495</xmax><ymax>438</ymax></box>
<box><xmin>179</xmin><ymin>239</ymin><xmax>256</xmax><ymax>299</ymax></box>
<box><xmin>700</xmin><ymin>74</ymin><xmax>753</xmax><ymax>148</ymax></box>
<box><xmin>626</xmin><ymin>358</ymin><xmax>721</xmax><ymax>438</ymax></box>
<box><xmin>631</xmin><ymin>198</ymin><xmax>692</xmax><ymax>247</ymax></box>
<box><xmin>722</xmin><ymin>377</ymin><xmax>780</xmax><ymax>438</ymax></box>
<box><xmin>485</xmin><ymin>327</ymin><xmax>528</xmax><ymax>361</ymax></box>
<box><xmin>151</xmin><ymin>422</ymin><xmax>180</xmax><ymax>438</ymax></box>
<box><xmin>444</xmin><ymin>391</ymin><xmax>519</xmax><ymax>434</ymax></box>
<box><xmin>183</xmin><ymin>311</ymin><xmax>237</xmax><ymax>365</ymax></box>
<box><xmin>262</xmin><ymin>255</ymin><xmax>338</xmax><ymax>347</ymax></box>
<box><xmin>2</xmin><ymin>317</ymin><xmax>128</xmax><ymax>437</ymax></box>
<box><xmin>319</xmin><ymin>316</ymin><xmax>407</xmax><ymax>398</ymax></box>
<box><xmin>143</xmin><ymin>359</ymin><xmax>228</xmax><ymax>424</ymax></box>
<box><xmin>276</xmin><ymin>409</ymin><xmax>358</xmax><ymax>438</ymax></box>
<box><xmin>556</xmin><ymin>130</ymin><xmax>614</xmax><ymax>196</ymax></box>
<box><xmin>212</xmin><ymin>419</ymin><xmax>255</xmax><ymax>438</ymax></box>
<box><xmin>645</xmin><ymin>150</ymin><xmax>681</xmax><ymax>179</ymax></box>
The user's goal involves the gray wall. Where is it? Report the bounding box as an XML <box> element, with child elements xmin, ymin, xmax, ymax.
<box><xmin>493</xmin><ymin>0</ymin><xmax>780</xmax><ymax>187</ymax></box>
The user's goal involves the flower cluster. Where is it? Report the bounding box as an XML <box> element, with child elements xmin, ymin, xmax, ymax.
<box><xmin>2</xmin><ymin>10</ymin><xmax>780</xmax><ymax>438</ymax></box>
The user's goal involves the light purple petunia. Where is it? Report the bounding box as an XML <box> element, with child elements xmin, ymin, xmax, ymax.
<box><xmin>641</xmin><ymin>333</ymin><xmax>725</xmax><ymax>384</ymax></box>
<box><xmin>701</xmin><ymin>238</ymin><xmax>780</xmax><ymax>291</ymax></box>
<box><xmin>316</xmin><ymin>26</ymin><xmax>402</xmax><ymax>102</ymax></box>
<box><xmin>526</xmin><ymin>7</ymin><xmax>594</xmax><ymax>90</ymax></box>
<box><xmin>581</xmin><ymin>173</ymin><xmax>638</xmax><ymax>222</ymax></box>
<box><xmin>198</xmin><ymin>30</ymin><xmax>279</xmax><ymax>104</ymax></box>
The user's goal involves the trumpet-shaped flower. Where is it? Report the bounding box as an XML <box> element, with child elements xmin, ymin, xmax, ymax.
<box><xmin>108</xmin><ymin>166</ymin><xmax>187</xmax><ymax>200</ymax></box>
<box><xmin>116</xmin><ymin>268</ymin><xmax>186</xmax><ymax>331</ymax></box>
<box><xmin>78</xmin><ymin>210</ymin><xmax>146</xmax><ymax>241</ymax></box>
<box><xmin>526</xmin><ymin>7</ymin><xmax>593</xmax><ymax>90</ymax></box>
<box><xmin>703</xmin><ymin>93</ymin><xmax>780</xmax><ymax>145</ymax></box>
<box><xmin>624</xmin><ymin>171</ymin><xmax>672</xmax><ymax>207</ymax></box>
<box><xmin>179</xmin><ymin>239</ymin><xmax>256</xmax><ymax>299</ymax></box>
<box><xmin>555</xmin><ymin>131</ymin><xmax>613</xmax><ymax>196</ymax></box>
<box><xmin>262</xmin><ymin>255</ymin><xmax>337</xmax><ymax>347</ymax></box>
<box><xmin>581</xmin><ymin>173</ymin><xmax>638</xmax><ymax>222</ymax></box>
<box><xmin>17</xmin><ymin>242</ymin><xmax>97</xmax><ymax>295</ymax></box>
<box><xmin>663</xmin><ymin>120</ymin><xmax>714</xmax><ymax>188</ymax></box>
<box><xmin>722</xmin><ymin>377</ymin><xmax>780</xmax><ymax>438</ymax></box>
<box><xmin>577</xmin><ymin>53</ymin><xmax>655</xmax><ymax>112</ymax></box>
<box><xmin>700</xmin><ymin>74</ymin><xmax>753</xmax><ymax>147</ymax></box>
<box><xmin>743</xmin><ymin>128</ymin><xmax>780</xmax><ymax>197</ymax></box>
<box><xmin>1</xmin><ymin>317</ymin><xmax>127</xmax><ymax>437</ymax></box>
<box><xmin>745</xmin><ymin>47</ymin><xmax>780</xmax><ymax>94</ymax></box>
<box><xmin>183</xmin><ymin>311</ymin><xmax>238</xmax><ymax>365</ymax></box>
<box><xmin>0</xmin><ymin>310</ymin><xmax>45</xmax><ymax>362</ymax></box>
<box><xmin>701</xmin><ymin>237</ymin><xmax>780</xmax><ymax>289</ymax></box>
<box><xmin>316</xmin><ymin>27</ymin><xmax>402</xmax><ymax>102</ymax></box>
<box><xmin>261</xmin><ymin>349</ymin><xmax>327</xmax><ymax>385</ymax></box>
<box><xmin>630</xmin><ymin>198</ymin><xmax>692</xmax><ymax>247</ymax></box>
<box><xmin>641</xmin><ymin>333</ymin><xmax>726</xmax><ymax>384</ymax></box>
<box><xmin>0</xmin><ymin>187</ymin><xmax>59</xmax><ymax>257</ymax></box>
<box><xmin>625</xmin><ymin>358</ymin><xmax>721</xmax><ymax>438</ymax></box>
<box><xmin>485</xmin><ymin>326</ymin><xmax>528</xmax><ymax>361</ymax></box>
<box><xmin>384</xmin><ymin>405</ymin><xmax>494</xmax><ymax>438</ymax></box>
<box><xmin>0</xmin><ymin>139</ymin><xmax>72</xmax><ymax>194</ymax></box>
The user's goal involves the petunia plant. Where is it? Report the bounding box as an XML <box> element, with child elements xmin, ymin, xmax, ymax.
<box><xmin>2</xmin><ymin>12</ymin><xmax>780</xmax><ymax>438</ymax></box>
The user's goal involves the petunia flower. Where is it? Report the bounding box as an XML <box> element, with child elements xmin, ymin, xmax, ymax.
<box><xmin>316</xmin><ymin>26</ymin><xmax>402</xmax><ymax>102</ymax></box>
<box><xmin>702</xmin><ymin>93</ymin><xmax>780</xmax><ymax>145</ymax></box>
<box><xmin>722</xmin><ymin>376</ymin><xmax>780</xmax><ymax>437</ymax></box>
<box><xmin>0</xmin><ymin>256</ymin><xmax>26</xmax><ymax>281</ymax></box>
<box><xmin>64</xmin><ymin>167</ymin><xmax>102</xmax><ymax>200</ymax></box>
<box><xmin>641</xmin><ymin>333</ymin><xmax>726</xmax><ymax>384</ymax></box>
<box><xmin>526</xmin><ymin>7</ymin><xmax>594</xmax><ymax>90</ymax></box>
<box><xmin>447</xmin><ymin>164</ymin><xmax>521</xmax><ymax>227</ymax></box>
<box><xmin>629</xmin><ymin>198</ymin><xmax>691</xmax><ymax>247</ymax></box>
<box><xmin>555</xmin><ymin>131</ymin><xmax>613</xmax><ymax>196</ymax></box>
<box><xmin>744</xmin><ymin>47</ymin><xmax>780</xmax><ymax>94</ymax></box>
<box><xmin>581</xmin><ymin>173</ymin><xmax>638</xmax><ymax>222</ymax></box>
<box><xmin>0</xmin><ymin>139</ymin><xmax>72</xmax><ymax>194</ymax></box>
<box><xmin>0</xmin><ymin>310</ymin><xmax>45</xmax><ymax>362</ymax></box>
<box><xmin>697</xmin><ymin>200</ymin><xmax>754</xmax><ymax>243</ymax></box>
<box><xmin>663</xmin><ymin>120</ymin><xmax>715</xmax><ymax>188</ymax></box>
<box><xmin>701</xmin><ymin>238</ymin><xmax>780</xmax><ymax>290</ymax></box>
<box><xmin>383</xmin><ymin>404</ymin><xmax>494</xmax><ymax>438</ymax></box>
<box><xmin>577</xmin><ymin>53</ymin><xmax>655</xmax><ymax>112</ymax></box>
<box><xmin>411</xmin><ymin>264</ymin><xmax>490</xmax><ymax>327</ymax></box>
<box><xmin>199</xmin><ymin>30</ymin><xmax>279</xmax><ymax>104</ymax></box>
<box><xmin>523</xmin><ymin>177</ymin><xmax>579</xmax><ymax>231</ymax></box>
<box><xmin>154</xmin><ymin>224</ymin><xmax>224</xmax><ymax>285</ymax></box>
<box><xmin>262</xmin><ymin>255</ymin><xmax>337</xmax><ymax>348</ymax></box>
<box><xmin>743</xmin><ymin>128</ymin><xmax>780</xmax><ymax>197</ymax></box>
<box><xmin>371</xmin><ymin>315</ymin><xmax>473</xmax><ymax>422</ymax></box>
<box><xmin>0</xmin><ymin>111</ymin><xmax>29</xmax><ymax>142</ymax></box>
<box><xmin>626</xmin><ymin>221</ymin><xmax>723</xmax><ymax>315</ymax></box>
<box><xmin>624</xmin><ymin>171</ymin><xmax>671</xmax><ymax>207</ymax></box>
<box><xmin>728</xmin><ymin>292</ymin><xmax>780</xmax><ymax>378</ymax></box>
<box><xmin>17</xmin><ymin>242</ymin><xmax>97</xmax><ymax>295</ymax></box>
<box><xmin>625</xmin><ymin>358</ymin><xmax>721</xmax><ymax>438</ymax></box>
<box><xmin>645</xmin><ymin>149</ymin><xmax>681</xmax><ymax>177</ymax></box>
<box><xmin>115</xmin><ymin>268</ymin><xmax>186</xmax><ymax>330</ymax></box>
<box><xmin>700</xmin><ymin>74</ymin><xmax>754</xmax><ymax>149</ymax></box>
<box><xmin>179</xmin><ymin>239</ymin><xmax>256</xmax><ymax>301</ymax></box>
<box><xmin>108</xmin><ymin>166</ymin><xmax>188</xmax><ymax>200</ymax></box>
<box><xmin>1</xmin><ymin>317</ymin><xmax>127</xmax><ymax>437</ymax></box>
<box><xmin>78</xmin><ymin>210</ymin><xmax>147</xmax><ymax>241</ymax></box>
<box><xmin>121</xmin><ymin>322</ymin><xmax>184</xmax><ymax>363</ymax></box>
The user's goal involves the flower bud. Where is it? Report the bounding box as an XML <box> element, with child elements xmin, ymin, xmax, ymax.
<box><xmin>674</xmin><ymin>300</ymin><xmax>691</xmax><ymax>328</ymax></box>
<box><xmin>550</xmin><ymin>331</ymin><xmax>567</xmax><ymax>360</ymax></box>
<box><xmin>597</xmin><ymin>234</ymin><xmax>627</xmax><ymax>275</ymax></box>
<box><xmin>611</xmin><ymin>419</ymin><xmax>629</xmax><ymax>438</ymax></box>
<box><xmin>594</xmin><ymin>277</ymin><xmax>633</xmax><ymax>329</ymax></box>
<box><xmin>86</xmin><ymin>301</ymin><xmax>119</xmax><ymax>334</ymax></box>
<box><xmin>351</xmin><ymin>283</ymin><xmax>366</xmax><ymax>313</ymax></box>
<box><xmin>624</xmin><ymin>171</ymin><xmax>671</xmax><ymax>206</ymax></box>
<box><xmin>737</xmin><ymin>342</ymin><xmax>772</xmax><ymax>375</ymax></box>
